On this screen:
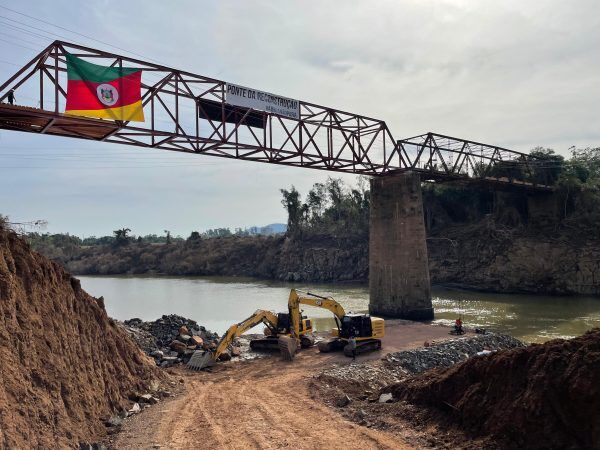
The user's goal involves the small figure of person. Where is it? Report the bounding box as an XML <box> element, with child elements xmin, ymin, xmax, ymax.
<box><xmin>7</xmin><ymin>89</ymin><xmax>15</xmax><ymax>105</ymax></box>
<box><xmin>454</xmin><ymin>317</ymin><xmax>463</xmax><ymax>335</ymax></box>
<box><xmin>349</xmin><ymin>335</ymin><xmax>357</xmax><ymax>361</ymax></box>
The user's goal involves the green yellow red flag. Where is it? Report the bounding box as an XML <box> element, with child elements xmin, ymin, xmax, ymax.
<box><xmin>65</xmin><ymin>53</ymin><xmax>144</xmax><ymax>122</ymax></box>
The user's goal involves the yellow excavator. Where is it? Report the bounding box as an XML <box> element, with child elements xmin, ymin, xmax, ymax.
<box><xmin>288</xmin><ymin>289</ymin><xmax>385</xmax><ymax>357</ymax></box>
<box><xmin>187</xmin><ymin>308</ymin><xmax>313</xmax><ymax>370</ymax></box>
<box><xmin>250</xmin><ymin>311</ymin><xmax>315</xmax><ymax>351</ymax></box>
<box><xmin>187</xmin><ymin>289</ymin><xmax>384</xmax><ymax>370</ymax></box>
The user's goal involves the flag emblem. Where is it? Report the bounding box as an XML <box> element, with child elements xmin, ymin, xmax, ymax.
<box><xmin>97</xmin><ymin>84</ymin><xmax>119</xmax><ymax>106</ymax></box>
<box><xmin>65</xmin><ymin>53</ymin><xmax>144</xmax><ymax>122</ymax></box>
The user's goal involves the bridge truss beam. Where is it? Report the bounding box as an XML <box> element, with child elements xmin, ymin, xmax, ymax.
<box><xmin>0</xmin><ymin>40</ymin><xmax>545</xmax><ymax>187</ymax></box>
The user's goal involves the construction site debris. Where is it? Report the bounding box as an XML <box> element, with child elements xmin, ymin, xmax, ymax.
<box><xmin>317</xmin><ymin>334</ymin><xmax>524</xmax><ymax>397</ymax></box>
<box><xmin>138</xmin><ymin>393</ymin><xmax>159</xmax><ymax>404</ymax></box>
<box><xmin>105</xmin><ymin>415</ymin><xmax>125</xmax><ymax>428</ymax></box>
<box><xmin>378</xmin><ymin>393</ymin><xmax>393</xmax><ymax>403</ymax></box>
<box><xmin>128</xmin><ymin>403</ymin><xmax>141</xmax><ymax>415</ymax></box>
<box><xmin>318</xmin><ymin>362</ymin><xmax>400</xmax><ymax>393</ymax></box>
<box><xmin>315</xmin><ymin>330</ymin><xmax>598</xmax><ymax>449</ymax></box>
<box><xmin>336</xmin><ymin>394</ymin><xmax>352</xmax><ymax>407</ymax></box>
<box><xmin>79</xmin><ymin>443</ymin><xmax>107</xmax><ymax>450</ymax></box>
<box><xmin>121</xmin><ymin>315</ymin><xmax>220</xmax><ymax>366</ymax></box>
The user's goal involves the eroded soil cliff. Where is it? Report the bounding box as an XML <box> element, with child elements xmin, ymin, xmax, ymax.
<box><xmin>0</xmin><ymin>228</ymin><xmax>160</xmax><ymax>449</ymax></box>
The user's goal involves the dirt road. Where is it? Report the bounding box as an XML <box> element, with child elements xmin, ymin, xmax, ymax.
<box><xmin>111</xmin><ymin>322</ymin><xmax>454</xmax><ymax>449</ymax></box>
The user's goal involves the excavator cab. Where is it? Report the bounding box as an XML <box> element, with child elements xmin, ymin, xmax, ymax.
<box><xmin>340</xmin><ymin>314</ymin><xmax>372</xmax><ymax>338</ymax></box>
<box><xmin>339</xmin><ymin>314</ymin><xmax>384</xmax><ymax>341</ymax></box>
<box><xmin>251</xmin><ymin>312</ymin><xmax>314</xmax><ymax>351</ymax></box>
<box><xmin>281</xmin><ymin>313</ymin><xmax>312</xmax><ymax>333</ymax></box>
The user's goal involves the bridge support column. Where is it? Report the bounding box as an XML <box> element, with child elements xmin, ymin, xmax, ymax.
<box><xmin>369</xmin><ymin>172</ymin><xmax>434</xmax><ymax>320</ymax></box>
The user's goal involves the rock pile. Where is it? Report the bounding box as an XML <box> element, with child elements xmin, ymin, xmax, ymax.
<box><xmin>317</xmin><ymin>334</ymin><xmax>525</xmax><ymax>393</ymax></box>
<box><xmin>121</xmin><ymin>315</ymin><xmax>220</xmax><ymax>367</ymax></box>
<box><xmin>317</xmin><ymin>362</ymin><xmax>399</xmax><ymax>393</ymax></box>
<box><xmin>384</xmin><ymin>333</ymin><xmax>524</xmax><ymax>375</ymax></box>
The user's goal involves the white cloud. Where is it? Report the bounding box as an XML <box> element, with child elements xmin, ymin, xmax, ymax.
<box><xmin>0</xmin><ymin>0</ymin><xmax>598</xmax><ymax>235</ymax></box>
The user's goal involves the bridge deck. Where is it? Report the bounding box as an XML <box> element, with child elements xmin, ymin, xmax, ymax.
<box><xmin>0</xmin><ymin>103</ymin><xmax>117</xmax><ymax>140</ymax></box>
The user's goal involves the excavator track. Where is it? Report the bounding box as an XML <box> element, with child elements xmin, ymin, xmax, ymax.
<box><xmin>251</xmin><ymin>335</ymin><xmax>314</xmax><ymax>352</ymax></box>
<box><xmin>250</xmin><ymin>337</ymin><xmax>281</xmax><ymax>351</ymax></box>
<box><xmin>317</xmin><ymin>338</ymin><xmax>345</xmax><ymax>353</ymax></box>
<box><xmin>343</xmin><ymin>339</ymin><xmax>382</xmax><ymax>357</ymax></box>
<box><xmin>300</xmin><ymin>335</ymin><xmax>315</xmax><ymax>348</ymax></box>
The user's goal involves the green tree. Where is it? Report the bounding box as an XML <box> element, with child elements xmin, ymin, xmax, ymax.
<box><xmin>528</xmin><ymin>147</ymin><xmax>564</xmax><ymax>186</ymax></box>
<box><xmin>568</xmin><ymin>146</ymin><xmax>600</xmax><ymax>185</ymax></box>
<box><xmin>113</xmin><ymin>228</ymin><xmax>131</xmax><ymax>246</ymax></box>
<box><xmin>280</xmin><ymin>186</ymin><xmax>306</xmax><ymax>236</ymax></box>
<box><xmin>187</xmin><ymin>231</ymin><xmax>202</xmax><ymax>242</ymax></box>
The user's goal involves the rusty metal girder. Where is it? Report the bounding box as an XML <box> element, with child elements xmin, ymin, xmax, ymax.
<box><xmin>0</xmin><ymin>40</ymin><xmax>546</xmax><ymax>188</ymax></box>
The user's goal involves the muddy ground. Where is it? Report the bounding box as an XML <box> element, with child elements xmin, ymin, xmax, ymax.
<box><xmin>108</xmin><ymin>321</ymin><xmax>457</xmax><ymax>449</ymax></box>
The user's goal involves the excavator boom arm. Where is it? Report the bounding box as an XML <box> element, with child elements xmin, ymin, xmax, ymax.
<box><xmin>288</xmin><ymin>289</ymin><xmax>346</xmax><ymax>339</ymax></box>
<box><xmin>213</xmin><ymin>309</ymin><xmax>279</xmax><ymax>360</ymax></box>
<box><xmin>188</xmin><ymin>309</ymin><xmax>281</xmax><ymax>370</ymax></box>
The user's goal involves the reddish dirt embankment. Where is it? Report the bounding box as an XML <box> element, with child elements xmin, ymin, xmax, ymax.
<box><xmin>390</xmin><ymin>329</ymin><xmax>600</xmax><ymax>449</ymax></box>
<box><xmin>0</xmin><ymin>228</ymin><xmax>160</xmax><ymax>449</ymax></box>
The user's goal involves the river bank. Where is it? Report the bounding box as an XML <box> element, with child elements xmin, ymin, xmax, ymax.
<box><xmin>37</xmin><ymin>217</ymin><xmax>600</xmax><ymax>296</ymax></box>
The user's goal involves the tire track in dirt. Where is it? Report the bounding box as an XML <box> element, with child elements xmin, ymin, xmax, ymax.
<box><xmin>112</xmin><ymin>353</ymin><xmax>412</xmax><ymax>449</ymax></box>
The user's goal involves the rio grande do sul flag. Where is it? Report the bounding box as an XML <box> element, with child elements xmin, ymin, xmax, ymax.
<box><xmin>65</xmin><ymin>53</ymin><xmax>144</xmax><ymax>122</ymax></box>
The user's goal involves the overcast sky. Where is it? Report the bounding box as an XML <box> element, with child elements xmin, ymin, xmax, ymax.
<box><xmin>0</xmin><ymin>0</ymin><xmax>598</xmax><ymax>237</ymax></box>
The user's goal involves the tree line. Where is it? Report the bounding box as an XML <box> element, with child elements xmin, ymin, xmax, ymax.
<box><xmin>22</xmin><ymin>144</ymin><xmax>600</xmax><ymax>259</ymax></box>
<box><xmin>280</xmin><ymin>146</ymin><xmax>600</xmax><ymax>237</ymax></box>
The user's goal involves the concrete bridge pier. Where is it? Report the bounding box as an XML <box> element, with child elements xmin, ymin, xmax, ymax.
<box><xmin>369</xmin><ymin>172</ymin><xmax>434</xmax><ymax>320</ymax></box>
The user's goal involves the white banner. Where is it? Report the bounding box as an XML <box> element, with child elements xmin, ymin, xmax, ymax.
<box><xmin>225</xmin><ymin>83</ymin><xmax>299</xmax><ymax>120</ymax></box>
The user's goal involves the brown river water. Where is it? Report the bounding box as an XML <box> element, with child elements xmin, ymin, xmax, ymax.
<box><xmin>79</xmin><ymin>275</ymin><xmax>600</xmax><ymax>343</ymax></box>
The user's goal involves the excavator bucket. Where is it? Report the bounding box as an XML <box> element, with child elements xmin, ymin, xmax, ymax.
<box><xmin>187</xmin><ymin>350</ymin><xmax>215</xmax><ymax>371</ymax></box>
<box><xmin>278</xmin><ymin>336</ymin><xmax>298</xmax><ymax>361</ymax></box>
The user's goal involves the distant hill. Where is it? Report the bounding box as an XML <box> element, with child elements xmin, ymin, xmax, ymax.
<box><xmin>259</xmin><ymin>223</ymin><xmax>287</xmax><ymax>235</ymax></box>
<box><xmin>240</xmin><ymin>223</ymin><xmax>286</xmax><ymax>236</ymax></box>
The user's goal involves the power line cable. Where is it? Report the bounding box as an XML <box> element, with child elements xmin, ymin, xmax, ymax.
<box><xmin>0</xmin><ymin>18</ymin><xmax>57</xmax><ymax>42</ymax></box>
<box><xmin>0</xmin><ymin>59</ymin><xmax>20</xmax><ymax>67</ymax></box>
<box><xmin>0</xmin><ymin>5</ymin><xmax>167</xmax><ymax>66</ymax></box>
<box><xmin>0</xmin><ymin>30</ymin><xmax>44</xmax><ymax>48</ymax></box>
<box><xmin>0</xmin><ymin>36</ymin><xmax>39</xmax><ymax>52</ymax></box>
<box><xmin>0</xmin><ymin>14</ymin><xmax>66</xmax><ymax>43</ymax></box>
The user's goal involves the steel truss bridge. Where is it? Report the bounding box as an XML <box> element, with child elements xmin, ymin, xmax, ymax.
<box><xmin>0</xmin><ymin>41</ymin><xmax>547</xmax><ymax>188</ymax></box>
